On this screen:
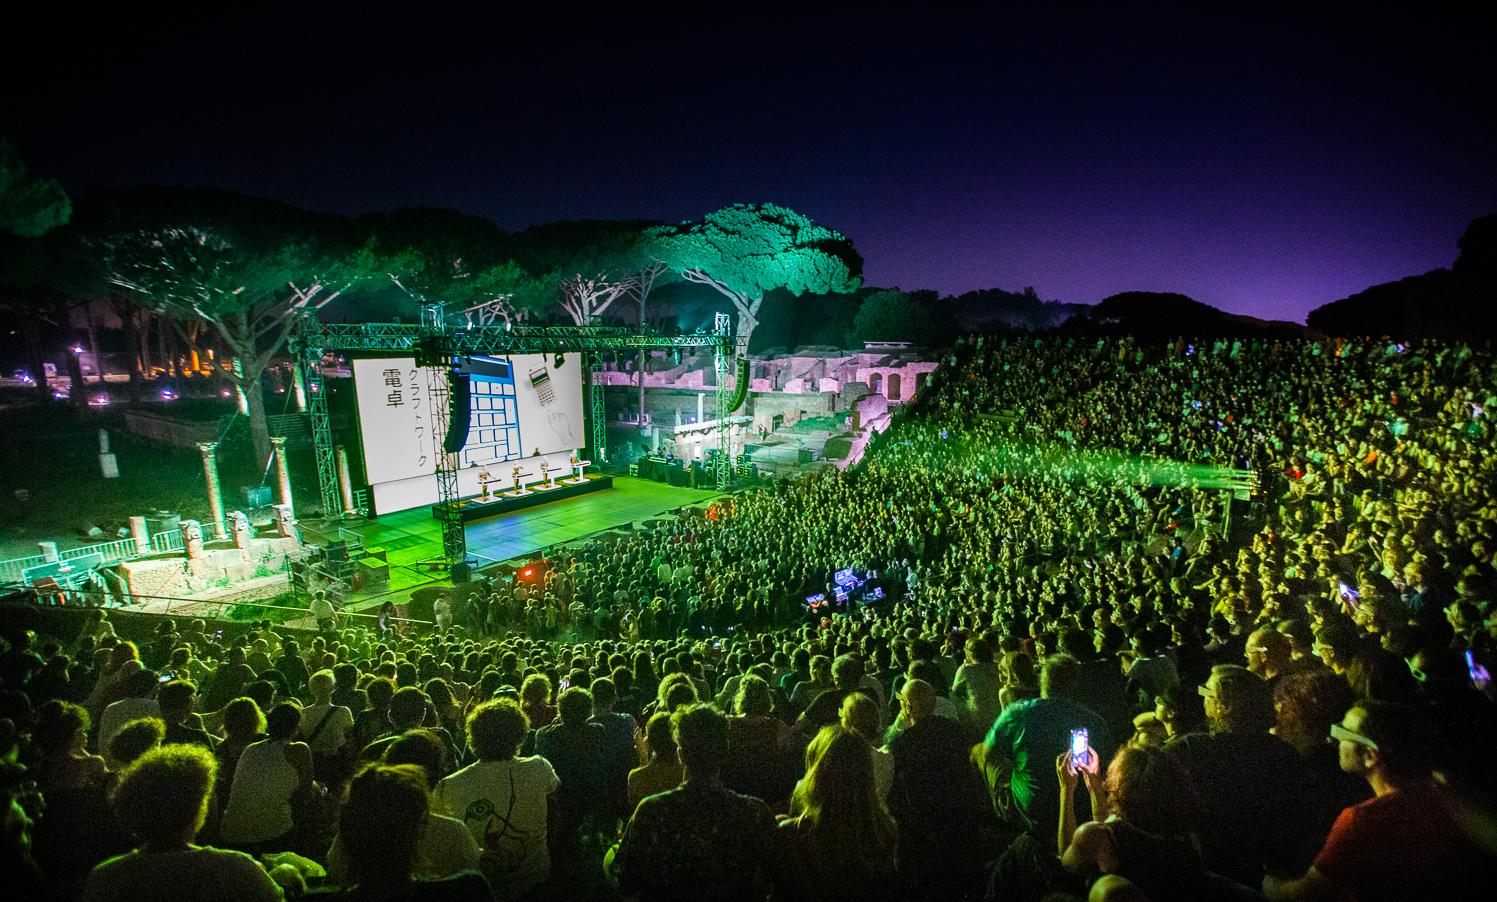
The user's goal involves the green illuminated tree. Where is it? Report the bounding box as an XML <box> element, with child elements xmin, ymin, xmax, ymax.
<box><xmin>644</xmin><ymin>203</ymin><xmax>863</xmax><ymax>355</ymax></box>
<box><xmin>86</xmin><ymin>187</ymin><xmax>369</xmax><ymax>466</ymax></box>
<box><xmin>0</xmin><ymin>137</ymin><xmax>71</xmax><ymax>238</ymax></box>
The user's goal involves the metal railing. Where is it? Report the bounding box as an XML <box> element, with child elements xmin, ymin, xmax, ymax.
<box><xmin>149</xmin><ymin>521</ymin><xmax>231</xmax><ymax>553</ymax></box>
<box><xmin>150</xmin><ymin>530</ymin><xmax>183</xmax><ymax>553</ymax></box>
<box><xmin>336</xmin><ymin>527</ymin><xmax>367</xmax><ymax>555</ymax></box>
<box><xmin>77</xmin><ymin>590</ymin><xmax>433</xmax><ymax>627</ymax></box>
<box><xmin>0</xmin><ymin>538</ymin><xmax>146</xmax><ymax>585</ymax></box>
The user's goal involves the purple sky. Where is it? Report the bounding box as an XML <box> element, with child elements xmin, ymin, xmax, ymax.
<box><xmin>4</xmin><ymin>6</ymin><xmax>1492</xmax><ymax>324</ymax></box>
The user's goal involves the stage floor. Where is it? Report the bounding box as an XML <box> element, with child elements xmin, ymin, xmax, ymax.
<box><xmin>328</xmin><ymin>475</ymin><xmax>722</xmax><ymax>605</ymax></box>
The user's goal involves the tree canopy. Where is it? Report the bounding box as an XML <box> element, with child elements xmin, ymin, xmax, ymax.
<box><xmin>357</xmin><ymin>207</ymin><xmax>553</xmax><ymax>327</ymax></box>
<box><xmin>644</xmin><ymin>203</ymin><xmax>863</xmax><ymax>352</ymax></box>
<box><xmin>1306</xmin><ymin>213</ymin><xmax>1497</xmax><ymax>341</ymax></box>
<box><xmin>83</xmin><ymin>186</ymin><xmax>372</xmax><ymax>466</ymax></box>
<box><xmin>848</xmin><ymin>288</ymin><xmax>934</xmax><ymax>346</ymax></box>
<box><xmin>0</xmin><ymin>138</ymin><xmax>71</xmax><ymax>238</ymax></box>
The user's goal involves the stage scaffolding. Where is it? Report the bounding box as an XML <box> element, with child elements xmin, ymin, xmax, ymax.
<box><xmin>294</xmin><ymin>309</ymin><xmax>737</xmax><ymax>576</ymax></box>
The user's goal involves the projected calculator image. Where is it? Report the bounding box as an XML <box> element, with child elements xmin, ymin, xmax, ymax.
<box><xmin>528</xmin><ymin>363</ymin><xmax>577</xmax><ymax>446</ymax></box>
<box><xmin>529</xmin><ymin>365</ymin><xmax>555</xmax><ymax>406</ymax></box>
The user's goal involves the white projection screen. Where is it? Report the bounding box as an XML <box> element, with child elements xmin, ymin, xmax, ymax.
<box><xmin>352</xmin><ymin>355</ymin><xmax>586</xmax><ymax>514</ymax></box>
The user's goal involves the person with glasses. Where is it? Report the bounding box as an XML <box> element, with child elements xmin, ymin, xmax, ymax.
<box><xmin>1311</xmin><ymin>621</ymin><xmax>1359</xmax><ymax>678</ymax></box>
<box><xmin>1263</xmin><ymin>701</ymin><xmax>1495</xmax><ymax>901</ymax></box>
<box><xmin>1166</xmin><ymin>665</ymin><xmax>1312</xmax><ymax>888</ymax></box>
<box><xmin>1244</xmin><ymin>628</ymin><xmax>1294</xmax><ymax>689</ymax></box>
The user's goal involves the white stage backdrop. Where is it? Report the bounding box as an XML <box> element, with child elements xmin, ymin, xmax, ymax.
<box><xmin>352</xmin><ymin>355</ymin><xmax>586</xmax><ymax>514</ymax></box>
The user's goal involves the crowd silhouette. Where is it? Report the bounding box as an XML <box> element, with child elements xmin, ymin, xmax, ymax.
<box><xmin>2</xmin><ymin>333</ymin><xmax>1495</xmax><ymax>901</ymax></box>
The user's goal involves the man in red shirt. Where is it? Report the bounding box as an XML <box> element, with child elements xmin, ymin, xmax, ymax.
<box><xmin>1262</xmin><ymin>701</ymin><xmax>1493</xmax><ymax>901</ymax></box>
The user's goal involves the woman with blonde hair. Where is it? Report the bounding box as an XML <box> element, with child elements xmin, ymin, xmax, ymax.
<box><xmin>627</xmin><ymin>712</ymin><xmax>684</xmax><ymax>813</ymax></box>
<box><xmin>298</xmin><ymin>670</ymin><xmax>354</xmax><ymax>785</ymax></box>
<box><xmin>775</xmin><ymin>726</ymin><xmax>900</xmax><ymax>902</ymax></box>
<box><xmin>838</xmin><ymin>692</ymin><xmax>893</xmax><ymax>802</ymax></box>
<box><xmin>997</xmin><ymin>650</ymin><xmax>1038</xmax><ymax>710</ymax></box>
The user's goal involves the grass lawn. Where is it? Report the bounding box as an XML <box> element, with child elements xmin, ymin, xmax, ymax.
<box><xmin>0</xmin><ymin>402</ymin><xmax>327</xmax><ymax>561</ymax></box>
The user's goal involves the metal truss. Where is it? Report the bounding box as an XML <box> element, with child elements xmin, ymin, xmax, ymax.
<box><xmin>590</xmin><ymin>352</ymin><xmax>607</xmax><ymax>465</ymax></box>
<box><xmin>308</xmin><ymin>321</ymin><xmax>728</xmax><ymax>354</ymax></box>
<box><xmin>417</xmin><ymin>305</ymin><xmax>467</xmax><ymax>576</ymax></box>
<box><xmin>299</xmin><ymin>313</ymin><xmax>735</xmax><ymax>574</ymax></box>
<box><xmin>714</xmin><ymin>312</ymin><xmax>732</xmax><ymax>489</ymax></box>
<box><xmin>298</xmin><ymin>332</ymin><xmax>342</xmax><ymax>519</ymax></box>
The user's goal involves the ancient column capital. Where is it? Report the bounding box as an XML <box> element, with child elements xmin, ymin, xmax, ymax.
<box><xmin>270</xmin><ymin>436</ymin><xmax>287</xmax><ymax>448</ymax></box>
<box><xmin>196</xmin><ymin>441</ymin><xmax>218</xmax><ymax>455</ymax></box>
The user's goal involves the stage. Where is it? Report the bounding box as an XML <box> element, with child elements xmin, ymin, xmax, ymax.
<box><xmin>433</xmin><ymin>475</ymin><xmax>614</xmax><ymax>523</ymax></box>
<box><xmin>311</xmin><ymin>475</ymin><xmax>723</xmax><ymax>604</ymax></box>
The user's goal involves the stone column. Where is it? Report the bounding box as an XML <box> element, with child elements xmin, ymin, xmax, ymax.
<box><xmin>335</xmin><ymin>445</ymin><xmax>355</xmax><ymax>513</ymax></box>
<box><xmin>129</xmin><ymin>516</ymin><xmax>150</xmax><ymax>555</ymax></box>
<box><xmin>197</xmin><ymin>442</ymin><xmax>226</xmax><ymax>538</ymax></box>
<box><xmin>271</xmin><ymin>436</ymin><xmax>294</xmax><ymax>518</ymax></box>
<box><xmin>697</xmin><ymin>392</ymin><xmax>704</xmax><ymax>425</ymax></box>
<box><xmin>39</xmin><ymin>541</ymin><xmax>59</xmax><ymax>563</ymax></box>
<box><xmin>98</xmin><ymin>427</ymin><xmax>119</xmax><ymax>479</ymax></box>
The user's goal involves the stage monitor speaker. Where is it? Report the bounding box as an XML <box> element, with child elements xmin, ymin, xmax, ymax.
<box><xmin>444</xmin><ymin>371</ymin><xmax>471</xmax><ymax>453</ymax></box>
<box><xmin>358</xmin><ymin>558</ymin><xmax>389</xmax><ymax>589</ymax></box>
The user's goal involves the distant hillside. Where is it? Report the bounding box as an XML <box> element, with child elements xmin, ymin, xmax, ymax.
<box><xmin>1058</xmin><ymin>291</ymin><xmax>1308</xmax><ymax>341</ymax></box>
<box><xmin>937</xmin><ymin>286</ymin><xmax>1087</xmax><ymax>332</ymax></box>
<box><xmin>1306</xmin><ymin>213</ymin><xmax>1497</xmax><ymax>341</ymax></box>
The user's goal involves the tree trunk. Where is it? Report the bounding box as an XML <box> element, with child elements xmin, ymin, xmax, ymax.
<box><xmin>120</xmin><ymin>306</ymin><xmax>143</xmax><ymax>401</ymax></box>
<box><xmin>736</xmin><ymin>320</ymin><xmax>756</xmax><ymax>359</ymax></box>
<box><xmin>159</xmin><ymin>320</ymin><xmax>173</xmax><ymax>378</ymax></box>
<box><xmin>138</xmin><ymin>313</ymin><xmax>153</xmax><ymax>378</ymax></box>
<box><xmin>86</xmin><ymin>302</ymin><xmax>102</xmax><ymax>382</ymax></box>
<box><xmin>66</xmin><ymin>348</ymin><xmax>88</xmax><ymax>413</ymax></box>
<box><xmin>22</xmin><ymin>319</ymin><xmax>51</xmax><ymax>405</ymax></box>
<box><xmin>243</xmin><ymin>367</ymin><xmax>274</xmax><ymax>470</ymax></box>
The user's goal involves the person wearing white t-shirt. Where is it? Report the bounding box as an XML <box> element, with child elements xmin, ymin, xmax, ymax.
<box><xmin>436</xmin><ymin>698</ymin><xmax>559</xmax><ymax>902</ymax></box>
<box><xmin>97</xmin><ymin>668</ymin><xmax>161</xmax><ymax>768</ymax></box>
<box><xmin>309</xmin><ymin>592</ymin><xmax>336</xmax><ymax>632</ymax></box>
<box><xmin>297</xmin><ymin>670</ymin><xmax>354</xmax><ymax>783</ymax></box>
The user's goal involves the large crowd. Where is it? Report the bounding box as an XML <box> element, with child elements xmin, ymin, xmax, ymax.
<box><xmin>1</xmin><ymin>334</ymin><xmax>1495</xmax><ymax>901</ymax></box>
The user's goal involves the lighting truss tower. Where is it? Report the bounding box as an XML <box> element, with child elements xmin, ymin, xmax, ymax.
<box><xmin>590</xmin><ymin>352</ymin><xmax>607</xmax><ymax>464</ymax></box>
<box><xmin>714</xmin><ymin>312</ymin><xmax>732</xmax><ymax>489</ymax></box>
<box><xmin>419</xmin><ymin>304</ymin><xmax>467</xmax><ymax>576</ymax></box>
<box><xmin>297</xmin><ymin>322</ymin><xmax>341</xmax><ymax>519</ymax></box>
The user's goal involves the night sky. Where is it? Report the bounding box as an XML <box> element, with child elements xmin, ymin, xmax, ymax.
<box><xmin>4</xmin><ymin>6</ymin><xmax>1493</xmax><ymax>324</ymax></box>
